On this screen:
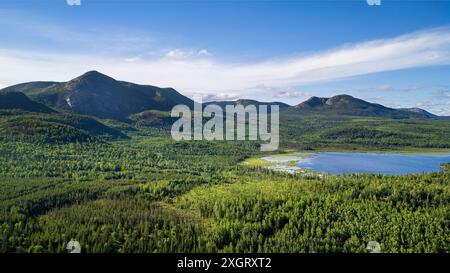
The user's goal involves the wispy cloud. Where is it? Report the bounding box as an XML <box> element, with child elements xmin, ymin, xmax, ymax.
<box><xmin>356</xmin><ymin>84</ymin><xmax>426</xmax><ymax>93</ymax></box>
<box><xmin>360</xmin><ymin>95</ymin><xmax>384</xmax><ymax>102</ymax></box>
<box><xmin>165</xmin><ymin>49</ymin><xmax>212</xmax><ymax>59</ymax></box>
<box><xmin>274</xmin><ymin>91</ymin><xmax>312</xmax><ymax>99</ymax></box>
<box><xmin>414</xmin><ymin>100</ymin><xmax>450</xmax><ymax>116</ymax></box>
<box><xmin>200</xmin><ymin>93</ymin><xmax>241</xmax><ymax>102</ymax></box>
<box><xmin>1</xmin><ymin>27</ymin><xmax>450</xmax><ymax>97</ymax></box>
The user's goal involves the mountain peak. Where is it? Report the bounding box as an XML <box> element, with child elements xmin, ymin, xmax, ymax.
<box><xmin>65</xmin><ymin>70</ymin><xmax>117</xmax><ymax>91</ymax></box>
<box><xmin>324</xmin><ymin>94</ymin><xmax>369</xmax><ymax>106</ymax></box>
<box><xmin>81</xmin><ymin>70</ymin><xmax>110</xmax><ymax>78</ymax></box>
<box><xmin>298</xmin><ymin>94</ymin><xmax>369</xmax><ymax>108</ymax></box>
<box><xmin>297</xmin><ymin>96</ymin><xmax>328</xmax><ymax>108</ymax></box>
<box><xmin>72</xmin><ymin>70</ymin><xmax>116</xmax><ymax>83</ymax></box>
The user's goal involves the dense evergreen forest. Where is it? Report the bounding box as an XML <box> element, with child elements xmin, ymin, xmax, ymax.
<box><xmin>0</xmin><ymin>135</ymin><xmax>449</xmax><ymax>253</ymax></box>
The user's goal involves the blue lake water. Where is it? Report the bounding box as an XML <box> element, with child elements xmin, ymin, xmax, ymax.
<box><xmin>298</xmin><ymin>152</ymin><xmax>450</xmax><ymax>175</ymax></box>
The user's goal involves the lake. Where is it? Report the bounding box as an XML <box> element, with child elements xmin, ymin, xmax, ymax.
<box><xmin>297</xmin><ymin>152</ymin><xmax>450</xmax><ymax>175</ymax></box>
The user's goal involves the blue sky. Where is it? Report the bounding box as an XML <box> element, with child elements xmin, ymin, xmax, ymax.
<box><xmin>0</xmin><ymin>0</ymin><xmax>450</xmax><ymax>115</ymax></box>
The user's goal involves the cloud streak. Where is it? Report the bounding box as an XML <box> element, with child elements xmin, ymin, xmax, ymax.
<box><xmin>165</xmin><ymin>49</ymin><xmax>212</xmax><ymax>59</ymax></box>
<box><xmin>1</xmin><ymin>27</ymin><xmax>450</xmax><ymax>96</ymax></box>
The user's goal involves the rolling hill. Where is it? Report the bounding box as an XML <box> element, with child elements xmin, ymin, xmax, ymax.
<box><xmin>0</xmin><ymin>90</ymin><xmax>55</xmax><ymax>114</ymax></box>
<box><xmin>0</xmin><ymin>113</ymin><xmax>128</xmax><ymax>144</ymax></box>
<box><xmin>0</xmin><ymin>88</ymin><xmax>128</xmax><ymax>143</ymax></box>
<box><xmin>288</xmin><ymin>94</ymin><xmax>437</xmax><ymax>119</ymax></box>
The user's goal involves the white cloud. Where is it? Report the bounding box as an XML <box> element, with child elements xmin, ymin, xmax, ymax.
<box><xmin>198</xmin><ymin>49</ymin><xmax>211</xmax><ymax>56</ymax></box>
<box><xmin>124</xmin><ymin>56</ymin><xmax>141</xmax><ymax>63</ymax></box>
<box><xmin>165</xmin><ymin>49</ymin><xmax>194</xmax><ymax>59</ymax></box>
<box><xmin>274</xmin><ymin>91</ymin><xmax>312</xmax><ymax>99</ymax></box>
<box><xmin>165</xmin><ymin>49</ymin><xmax>212</xmax><ymax>59</ymax></box>
<box><xmin>202</xmin><ymin>93</ymin><xmax>241</xmax><ymax>102</ymax></box>
<box><xmin>356</xmin><ymin>84</ymin><xmax>426</xmax><ymax>93</ymax></box>
<box><xmin>1</xmin><ymin>27</ymin><xmax>450</xmax><ymax>97</ymax></box>
<box><xmin>361</xmin><ymin>95</ymin><xmax>383</xmax><ymax>101</ymax></box>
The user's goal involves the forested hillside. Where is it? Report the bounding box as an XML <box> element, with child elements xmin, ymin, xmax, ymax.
<box><xmin>0</xmin><ymin>73</ymin><xmax>449</xmax><ymax>253</ymax></box>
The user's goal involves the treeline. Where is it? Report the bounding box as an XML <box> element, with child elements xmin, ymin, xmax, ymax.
<box><xmin>1</xmin><ymin>166</ymin><xmax>448</xmax><ymax>253</ymax></box>
<box><xmin>280</xmin><ymin>116</ymin><xmax>450</xmax><ymax>149</ymax></box>
<box><xmin>0</xmin><ymin>140</ymin><xmax>257</xmax><ymax>179</ymax></box>
<box><xmin>175</xmin><ymin>169</ymin><xmax>450</xmax><ymax>253</ymax></box>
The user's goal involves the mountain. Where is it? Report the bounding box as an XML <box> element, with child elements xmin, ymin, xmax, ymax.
<box><xmin>0</xmin><ymin>90</ymin><xmax>55</xmax><ymax>114</ymax></box>
<box><xmin>2</xmin><ymin>71</ymin><xmax>194</xmax><ymax>119</ymax></box>
<box><xmin>1</xmin><ymin>72</ymin><xmax>439</xmax><ymax>120</ymax></box>
<box><xmin>398</xmin><ymin>107</ymin><xmax>436</xmax><ymax>118</ymax></box>
<box><xmin>290</xmin><ymin>94</ymin><xmax>437</xmax><ymax>119</ymax></box>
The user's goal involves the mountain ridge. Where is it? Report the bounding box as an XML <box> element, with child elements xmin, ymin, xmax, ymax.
<box><xmin>2</xmin><ymin>71</ymin><xmax>194</xmax><ymax>119</ymax></box>
<box><xmin>290</xmin><ymin>94</ymin><xmax>437</xmax><ymax>119</ymax></box>
<box><xmin>0</xmin><ymin>71</ymin><xmax>441</xmax><ymax>119</ymax></box>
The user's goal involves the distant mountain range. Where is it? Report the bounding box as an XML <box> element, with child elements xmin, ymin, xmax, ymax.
<box><xmin>288</xmin><ymin>94</ymin><xmax>437</xmax><ymax>119</ymax></box>
<box><xmin>0</xmin><ymin>70</ymin><xmax>440</xmax><ymax>120</ymax></box>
